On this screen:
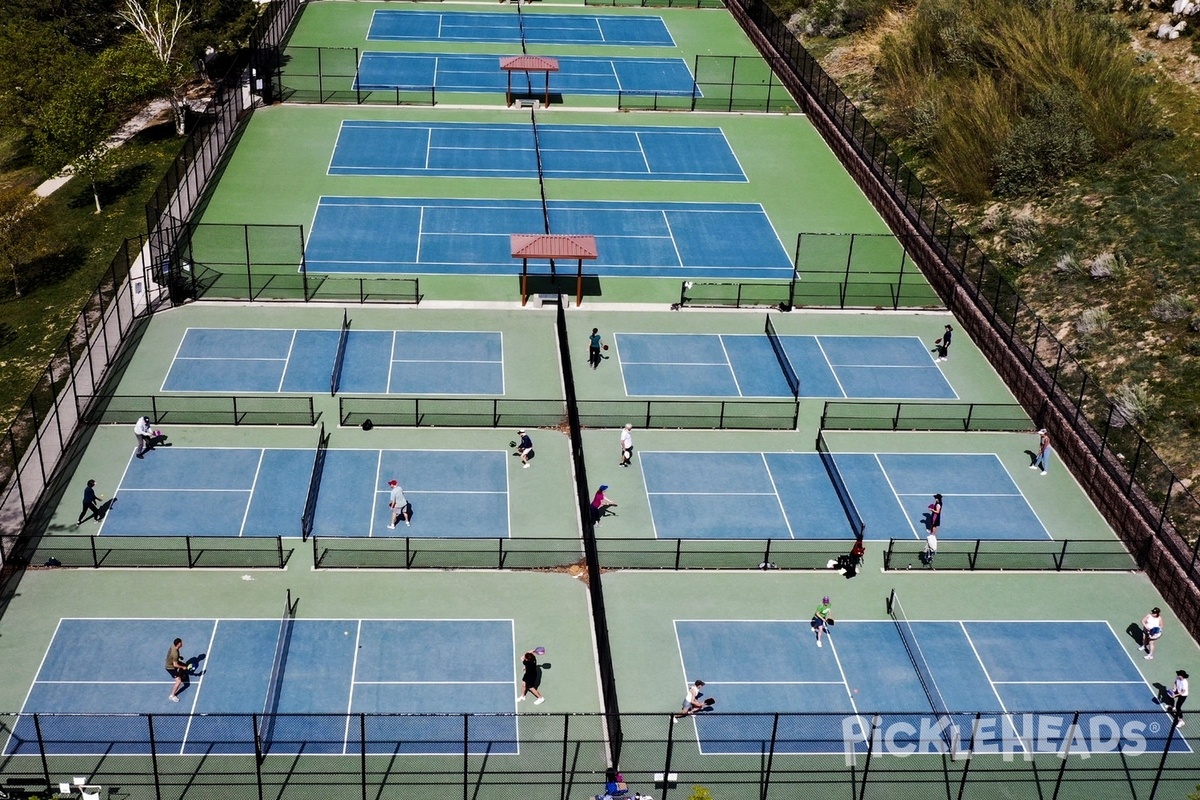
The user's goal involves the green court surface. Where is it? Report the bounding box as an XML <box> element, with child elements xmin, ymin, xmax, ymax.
<box><xmin>3</xmin><ymin>1</ymin><xmax>1196</xmax><ymax>797</ymax></box>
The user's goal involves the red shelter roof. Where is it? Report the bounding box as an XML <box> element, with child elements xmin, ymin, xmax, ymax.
<box><xmin>510</xmin><ymin>234</ymin><xmax>598</xmax><ymax>260</ymax></box>
<box><xmin>499</xmin><ymin>55</ymin><xmax>561</xmax><ymax>73</ymax></box>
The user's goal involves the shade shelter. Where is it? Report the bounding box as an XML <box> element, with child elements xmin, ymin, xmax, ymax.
<box><xmin>511</xmin><ymin>233</ymin><xmax>597</xmax><ymax>307</ymax></box>
<box><xmin>500</xmin><ymin>55</ymin><xmax>560</xmax><ymax>107</ymax></box>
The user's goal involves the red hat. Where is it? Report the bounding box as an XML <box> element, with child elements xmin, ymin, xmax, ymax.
<box><xmin>387</xmin><ymin>480</ymin><xmax>398</xmax><ymax>486</ymax></box>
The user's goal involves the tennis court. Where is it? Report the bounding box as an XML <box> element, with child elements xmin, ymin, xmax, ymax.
<box><xmin>7</xmin><ymin>616</ymin><xmax>519</xmax><ymax>756</ymax></box>
<box><xmin>615</xmin><ymin>332</ymin><xmax>956</xmax><ymax>399</ymax></box>
<box><xmin>164</xmin><ymin>327</ymin><xmax>504</xmax><ymax>395</ymax></box>
<box><xmin>674</xmin><ymin>614</ymin><xmax>1186</xmax><ymax>755</ymax></box>
<box><xmin>640</xmin><ymin>450</ymin><xmax>1046</xmax><ymax>541</ymax></box>
<box><xmin>354</xmin><ymin>52</ymin><xmax>696</xmax><ymax>96</ymax></box>
<box><xmin>97</xmin><ymin>447</ymin><xmax>510</xmax><ymax>539</ymax></box>
<box><xmin>328</xmin><ymin>120</ymin><xmax>746</xmax><ymax>182</ymax></box>
<box><xmin>367</xmin><ymin>9</ymin><xmax>676</xmax><ymax>46</ymax></box>
<box><xmin>304</xmin><ymin>197</ymin><xmax>792</xmax><ymax>278</ymax></box>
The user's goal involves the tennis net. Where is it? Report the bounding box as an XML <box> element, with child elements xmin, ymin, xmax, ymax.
<box><xmin>764</xmin><ymin>314</ymin><xmax>799</xmax><ymax>399</ymax></box>
<box><xmin>330</xmin><ymin>309</ymin><xmax>350</xmax><ymax>396</ymax></box>
<box><xmin>888</xmin><ymin>589</ymin><xmax>957</xmax><ymax>755</ymax></box>
<box><xmin>815</xmin><ymin>431</ymin><xmax>865</xmax><ymax>537</ymax></box>
<box><xmin>515</xmin><ymin>0</ymin><xmax>528</xmax><ymax>53</ymax></box>
<box><xmin>257</xmin><ymin>588</ymin><xmax>297</xmax><ymax>760</ymax></box>
<box><xmin>301</xmin><ymin>423</ymin><xmax>329</xmax><ymax>540</ymax></box>
<box><xmin>529</xmin><ymin>108</ymin><xmax>552</xmax><ymax>235</ymax></box>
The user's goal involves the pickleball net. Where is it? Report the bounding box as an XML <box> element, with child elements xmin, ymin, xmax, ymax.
<box><xmin>257</xmin><ymin>588</ymin><xmax>297</xmax><ymax>760</ymax></box>
<box><xmin>764</xmin><ymin>314</ymin><xmax>799</xmax><ymax>399</ymax></box>
<box><xmin>887</xmin><ymin>589</ymin><xmax>958</xmax><ymax>756</ymax></box>
<box><xmin>815</xmin><ymin>430</ymin><xmax>865</xmax><ymax>537</ymax></box>
<box><xmin>300</xmin><ymin>423</ymin><xmax>329</xmax><ymax>540</ymax></box>
<box><xmin>330</xmin><ymin>309</ymin><xmax>350</xmax><ymax>396</ymax></box>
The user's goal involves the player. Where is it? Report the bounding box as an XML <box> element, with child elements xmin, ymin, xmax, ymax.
<box><xmin>516</xmin><ymin>429</ymin><xmax>534</xmax><ymax>469</ymax></box>
<box><xmin>1141</xmin><ymin>607</ymin><xmax>1164</xmax><ymax>660</ymax></box>
<box><xmin>812</xmin><ymin>596</ymin><xmax>833</xmax><ymax>648</ymax></box>
<box><xmin>166</xmin><ymin>637</ymin><xmax>189</xmax><ymax>702</ymax></box>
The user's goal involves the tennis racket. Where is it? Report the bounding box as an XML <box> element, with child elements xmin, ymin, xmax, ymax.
<box><xmin>826</xmin><ymin>618</ymin><xmax>836</xmax><ymax>627</ymax></box>
<box><xmin>509</xmin><ymin>440</ymin><xmax>518</xmax><ymax>448</ymax></box>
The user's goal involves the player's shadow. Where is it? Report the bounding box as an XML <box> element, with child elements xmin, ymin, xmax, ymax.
<box><xmin>1151</xmin><ymin>682</ymin><xmax>1169</xmax><ymax>704</ymax></box>
<box><xmin>1125</xmin><ymin>622</ymin><xmax>1144</xmax><ymax>647</ymax></box>
<box><xmin>1023</xmin><ymin>449</ymin><xmax>1038</xmax><ymax>467</ymax></box>
<box><xmin>186</xmin><ymin>653</ymin><xmax>208</xmax><ymax>677</ymax></box>
<box><xmin>94</xmin><ymin>498</ymin><xmax>118</xmax><ymax>521</ymax></box>
<box><xmin>920</xmin><ymin>511</ymin><xmax>934</xmax><ymax>531</ymax></box>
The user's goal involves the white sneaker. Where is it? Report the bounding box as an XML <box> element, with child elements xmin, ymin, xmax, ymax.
<box><xmin>534</xmin><ymin>696</ymin><xmax>545</xmax><ymax>705</ymax></box>
<box><xmin>1145</xmin><ymin>654</ymin><xmax>1154</xmax><ymax>659</ymax></box>
<box><xmin>387</xmin><ymin>524</ymin><xmax>396</xmax><ymax>529</ymax></box>
<box><xmin>672</xmin><ymin>717</ymin><xmax>679</xmax><ymax>724</ymax></box>
<box><xmin>523</xmin><ymin>463</ymin><xmax>530</xmax><ymax>469</ymax></box>
<box><xmin>1040</xmin><ymin>471</ymin><xmax>1047</xmax><ymax>476</ymax></box>
<box><xmin>405</xmin><ymin>521</ymin><xmax>410</xmax><ymax>526</ymax></box>
<box><xmin>816</xmin><ymin>639</ymin><xmax>822</xmax><ymax>648</ymax></box>
<box><xmin>517</xmin><ymin>695</ymin><xmax>525</xmax><ymax>702</ymax></box>
<box><xmin>1029</xmin><ymin>465</ymin><xmax>1038</xmax><ymax>469</ymax></box>
<box><xmin>169</xmin><ymin>695</ymin><xmax>179</xmax><ymax>702</ymax></box>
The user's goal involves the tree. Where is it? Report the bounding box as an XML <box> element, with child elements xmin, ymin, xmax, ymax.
<box><xmin>0</xmin><ymin>185</ymin><xmax>46</xmax><ymax>298</ymax></box>
<box><xmin>0</xmin><ymin>20</ymin><xmax>92</xmax><ymax>129</ymax></box>
<box><xmin>118</xmin><ymin>0</ymin><xmax>195</xmax><ymax>135</ymax></box>
<box><xmin>31</xmin><ymin>82</ymin><xmax>120</xmax><ymax>214</ymax></box>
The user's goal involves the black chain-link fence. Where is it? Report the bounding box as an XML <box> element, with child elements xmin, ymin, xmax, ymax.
<box><xmin>1</xmin><ymin>710</ymin><xmax>1193</xmax><ymax>800</ymax></box>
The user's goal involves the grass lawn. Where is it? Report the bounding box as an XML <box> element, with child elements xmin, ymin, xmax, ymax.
<box><xmin>0</xmin><ymin>122</ymin><xmax>183</xmax><ymax>435</ymax></box>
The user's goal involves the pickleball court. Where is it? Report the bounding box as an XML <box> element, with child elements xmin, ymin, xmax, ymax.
<box><xmin>6</xmin><ymin>616</ymin><xmax>520</xmax><ymax>756</ymax></box>
<box><xmin>674</xmin><ymin>612</ymin><xmax>1186</xmax><ymax>755</ymax></box>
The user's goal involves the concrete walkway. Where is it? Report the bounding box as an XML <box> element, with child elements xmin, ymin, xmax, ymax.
<box><xmin>34</xmin><ymin>98</ymin><xmax>174</xmax><ymax>198</ymax></box>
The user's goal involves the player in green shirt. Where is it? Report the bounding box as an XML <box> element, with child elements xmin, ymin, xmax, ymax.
<box><xmin>811</xmin><ymin>596</ymin><xmax>832</xmax><ymax>648</ymax></box>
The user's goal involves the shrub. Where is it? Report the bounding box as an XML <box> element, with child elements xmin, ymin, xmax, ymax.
<box><xmin>874</xmin><ymin>0</ymin><xmax>1157</xmax><ymax>198</ymax></box>
<box><xmin>1085</xmin><ymin>252</ymin><xmax>1126</xmax><ymax>280</ymax></box>
<box><xmin>1112</xmin><ymin>383</ymin><xmax>1150</xmax><ymax>426</ymax></box>
<box><xmin>1077</xmin><ymin>307</ymin><xmax>1112</xmax><ymax>334</ymax></box>
<box><xmin>995</xmin><ymin>86</ymin><xmax>1096</xmax><ymax>195</ymax></box>
<box><xmin>1055</xmin><ymin>253</ymin><xmax>1080</xmax><ymax>274</ymax></box>
<box><xmin>1151</xmin><ymin>293</ymin><xmax>1196</xmax><ymax>322</ymax></box>
<box><xmin>1006</xmin><ymin>206</ymin><xmax>1042</xmax><ymax>244</ymax></box>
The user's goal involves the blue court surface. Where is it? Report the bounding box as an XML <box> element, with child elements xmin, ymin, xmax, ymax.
<box><xmin>615</xmin><ymin>333</ymin><xmax>957</xmax><ymax>399</ymax></box>
<box><xmin>673</xmin><ymin>619</ymin><xmax>1185</xmax><ymax>755</ymax></box>
<box><xmin>314</xmin><ymin>449</ymin><xmax>510</xmax><ymax>539</ymax></box>
<box><xmin>163</xmin><ymin>327</ymin><xmax>504</xmax><ymax>395</ymax></box>
<box><xmin>641</xmin><ymin>451</ymin><xmax>1046</xmax><ymax>542</ymax></box>
<box><xmin>328</xmin><ymin>120</ymin><xmax>745</xmax><ymax>182</ymax></box>
<box><xmin>304</xmin><ymin>198</ymin><xmax>792</xmax><ymax>279</ymax></box>
<box><xmin>100</xmin><ymin>448</ymin><xmax>509</xmax><ymax>539</ymax></box>
<box><xmin>6</xmin><ymin>618</ymin><xmax>518</xmax><ymax>756</ymax></box>
<box><xmin>355</xmin><ymin>53</ymin><xmax>696</xmax><ymax>96</ymax></box>
<box><xmin>368</xmin><ymin>9</ymin><xmax>676</xmax><ymax>46</ymax></box>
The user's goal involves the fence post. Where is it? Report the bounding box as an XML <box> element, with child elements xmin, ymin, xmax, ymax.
<box><xmin>360</xmin><ymin>713</ymin><xmax>368</xmax><ymax>800</ymax></box>
<box><xmin>661</xmin><ymin>715</ymin><xmax>677</xmax><ymax>800</ymax></box>
<box><xmin>462</xmin><ymin>714</ymin><xmax>469</xmax><ymax>800</ymax></box>
<box><xmin>1147</xmin><ymin>710</ymin><xmax>1183</xmax><ymax>800</ymax></box>
<box><xmin>559</xmin><ymin>714</ymin><xmax>570</xmax><ymax>800</ymax></box>
<box><xmin>148</xmin><ymin>713</ymin><xmax>164</xmax><ymax>800</ymax></box>
<box><xmin>1050</xmin><ymin>710</ymin><xmax>1079</xmax><ymax>800</ymax></box>
<box><xmin>760</xmin><ymin>712</ymin><xmax>779</xmax><ymax>800</ymax></box>
<box><xmin>857</xmin><ymin>714</ymin><xmax>882</xmax><ymax>800</ymax></box>
<box><xmin>32</xmin><ymin>713</ymin><xmax>51</xmax><ymax>794</ymax></box>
